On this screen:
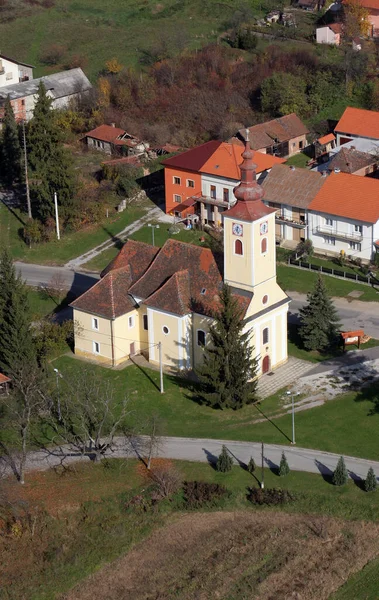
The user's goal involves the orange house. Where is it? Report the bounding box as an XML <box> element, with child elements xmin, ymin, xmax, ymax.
<box><xmin>164</xmin><ymin>166</ymin><xmax>202</xmax><ymax>215</ymax></box>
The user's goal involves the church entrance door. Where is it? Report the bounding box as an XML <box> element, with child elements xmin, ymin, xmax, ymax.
<box><xmin>262</xmin><ymin>355</ymin><xmax>270</xmax><ymax>374</ymax></box>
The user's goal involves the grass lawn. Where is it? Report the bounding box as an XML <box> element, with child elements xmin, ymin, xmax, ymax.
<box><xmin>0</xmin><ymin>200</ymin><xmax>145</xmax><ymax>265</ymax></box>
<box><xmin>83</xmin><ymin>224</ymin><xmax>213</xmax><ymax>271</ymax></box>
<box><xmin>332</xmin><ymin>556</ymin><xmax>379</xmax><ymax>600</ymax></box>
<box><xmin>54</xmin><ymin>355</ymin><xmax>379</xmax><ymax>460</ymax></box>
<box><xmin>28</xmin><ymin>288</ymin><xmax>61</xmax><ymax>320</ymax></box>
<box><xmin>277</xmin><ymin>264</ymin><xmax>379</xmax><ymax>302</ymax></box>
<box><xmin>285</xmin><ymin>152</ymin><xmax>310</xmax><ymax>168</ymax></box>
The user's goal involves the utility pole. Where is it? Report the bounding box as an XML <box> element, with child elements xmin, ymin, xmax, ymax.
<box><xmin>261</xmin><ymin>442</ymin><xmax>264</xmax><ymax>489</ymax></box>
<box><xmin>287</xmin><ymin>390</ymin><xmax>298</xmax><ymax>445</ymax></box>
<box><xmin>158</xmin><ymin>341</ymin><xmax>164</xmax><ymax>394</ymax></box>
<box><xmin>22</xmin><ymin>120</ymin><xmax>32</xmax><ymax>219</ymax></box>
<box><xmin>53</xmin><ymin>368</ymin><xmax>62</xmax><ymax>421</ymax></box>
<box><xmin>54</xmin><ymin>192</ymin><xmax>60</xmax><ymax>240</ymax></box>
<box><xmin>148</xmin><ymin>223</ymin><xmax>160</xmax><ymax>246</ymax></box>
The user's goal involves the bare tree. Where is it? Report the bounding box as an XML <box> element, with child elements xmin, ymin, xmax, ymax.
<box><xmin>45</xmin><ymin>371</ymin><xmax>131</xmax><ymax>463</ymax></box>
<box><xmin>44</xmin><ymin>272</ymin><xmax>68</xmax><ymax>305</ymax></box>
<box><xmin>0</xmin><ymin>362</ymin><xmax>45</xmax><ymax>484</ymax></box>
<box><xmin>132</xmin><ymin>413</ymin><xmax>165</xmax><ymax>470</ymax></box>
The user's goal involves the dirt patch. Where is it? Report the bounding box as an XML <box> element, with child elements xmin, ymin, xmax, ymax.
<box><xmin>62</xmin><ymin>511</ymin><xmax>379</xmax><ymax>600</ymax></box>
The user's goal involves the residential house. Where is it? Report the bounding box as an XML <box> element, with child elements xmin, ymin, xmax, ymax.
<box><xmin>84</xmin><ymin>124</ymin><xmax>148</xmax><ymax>156</ymax></box>
<box><xmin>163</xmin><ymin>140</ymin><xmax>285</xmax><ymax>225</ymax></box>
<box><xmin>71</xmin><ymin>140</ymin><xmax>290</xmax><ymax>376</ymax></box>
<box><xmin>334</xmin><ymin>107</ymin><xmax>379</xmax><ymax>146</ymax></box>
<box><xmin>316</xmin><ymin>23</ymin><xmax>342</xmax><ymax>45</ymax></box>
<box><xmin>0</xmin><ymin>53</ymin><xmax>33</xmax><ymax>88</ymax></box>
<box><xmin>229</xmin><ymin>113</ymin><xmax>309</xmax><ymax>157</ymax></box>
<box><xmin>262</xmin><ymin>164</ymin><xmax>325</xmax><ymax>245</ymax></box>
<box><xmin>308</xmin><ymin>172</ymin><xmax>379</xmax><ymax>261</ymax></box>
<box><xmin>0</xmin><ymin>68</ymin><xmax>92</xmax><ymax>122</ymax></box>
<box><xmin>0</xmin><ymin>373</ymin><xmax>10</xmax><ymax>395</ymax></box>
<box><xmin>314</xmin><ymin>132</ymin><xmax>337</xmax><ymax>159</ymax></box>
<box><xmin>327</xmin><ymin>146</ymin><xmax>378</xmax><ymax>176</ymax></box>
<box><xmin>347</xmin><ymin>0</ymin><xmax>379</xmax><ymax>36</ymax></box>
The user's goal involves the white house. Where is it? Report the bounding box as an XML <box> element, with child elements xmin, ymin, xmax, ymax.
<box><xmin>335</xmin><ymin>107</ymin><xmax>379</xmax><ymax>146</ymax></box>
<box><xmin>316</xmin><ymin>23</ymin><xmax>342</xmax><ymax>45</ymax></box>
<box><xmin>0</xmin><ymin>54</ymin><xmax>33</xmax><ymax>89</ymax></box>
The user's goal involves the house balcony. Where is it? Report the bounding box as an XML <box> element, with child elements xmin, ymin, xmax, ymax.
<box><xmin>190</xmin><ymin>193</ymin><xmax>234</xmax><ymax>209</ymax></box>
<box><xmin>275</xmin><ymin>215</ymin><xmax>307</xmax><ymax>228</ymax></box>
<box><xmin>314</xmin><ymin>226</ymin><xmax>363</xmax><ymax>242</ymax></box>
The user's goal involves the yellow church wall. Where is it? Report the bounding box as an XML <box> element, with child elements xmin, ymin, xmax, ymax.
<box><xmin>223</xmin><ymin>217</ymin><xmax>253</xmax><ymax>291</ymax></box>
<box><xmin>244</xmin><ymin>304</ymin><xmax>288</xmax><ymax>374</ymax></box>
<box><xmin>73</xmin><ymin>308</ymin><xmax>113</xmax><ymax>365</ymax></box>
<box><xmin>112</xmin><ymin>309</ymin><xmax>140</xmax><ymax>362</ymax></box>
<box><xmin>252</xmin><ymin>215</ymin><xmax>277</xmax><ymax>287</ymax></box>
<box><xmin>147</xmin><ymin>308</ymin><xmax>191</xmax><ymax>369</ymax></box>
<box><xmin>244</xmin><ymin>278</ymin><xmax>288</xmax><ymax>320</ymax></box>
<box><xmin>192</xmin><ymin>313</ymin><xmax>215</xmax><ymax>369</ymax></box>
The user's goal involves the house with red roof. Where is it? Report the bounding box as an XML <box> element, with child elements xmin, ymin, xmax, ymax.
<box><xmin>316</xmin><ymin>23</ymin><xmax>342</xmax><ymax>45</ymax></box>
<box><xmin>335</xmin><ymin>107</ymin><xmax>379</xmax><ymax>146</ymax></box>
<box><xmin>71</xmin><ymin>139</ymin><xmax>289</xmax><ymax>376</ymax></box>
<box><xmin>163</xmin><ymin>140</ymin><xmax>285</xmax><ymax>226</ymax></box>
<box><xmin>308</xmin><ymin>171</ymin><xmax>379</xmax><ymax>260</ymax></box>
<box><xmin>84</xmin><ymin>124</ymin><xmax>148</xmax><ymax>156</ymax></box>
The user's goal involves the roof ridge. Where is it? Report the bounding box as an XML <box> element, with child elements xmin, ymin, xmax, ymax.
<box><xmin>108</xmin><ymin>273</ymin><xmax>116</xmax><ymax>319</ymax></box>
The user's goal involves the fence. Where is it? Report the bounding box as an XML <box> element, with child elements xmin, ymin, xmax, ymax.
<box><xmin>287</xmin><ymin>258</ymin><xmax>379</xmax><ymax>288</ymax></box>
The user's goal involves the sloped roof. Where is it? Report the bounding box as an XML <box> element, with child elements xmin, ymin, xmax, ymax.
<box><xmin>335</xmin><ymin>107</ymin><xmax>379</xmax><ymax>140</ymax></box>
<box><xmin>144</xmin><ymin>269</ymin><xmax>191</xmax><ymax>315</ymax></box>
<box><xmin>163</xmin><ymin>140</ymin><xmax>284</xmax><ymax>178</ymax></box>
<box><xmin>0</xmin><ymin>53</ymin><xmax>34</xmax><ymax>68</ymax></box>
<box><xmin>329</xmin><ymin>23</ymin><xmax>342</xmax><ymax>33</ymax></box>
<box><xmin>354</xmin><ymin>0</ymin><xmax>379</xmax><ymax>9</ymax></box>
<box><xmin>0</xmin><ymin>373</ymin><xmax>11</xmax><ymax>384</ymax></box>
<box><xmin>328</xmin><ymin>147</ymin><xmax>377</xmax><ymax>174</ymax></box>
<box><xmin>317</xmin><ymin>133</ymin><xmax>336</xmax><ymax>145</ymax></box>
<box><xmin>309</xmin><ymin>171</ymin><xmax>379</xmax><ymax>223</ymax></box>
<box><xmin>223</xmin><ymin>200</ymin><xmax>275</xmax><ymax>222</ymax></box>
<box><xmin>101</xmin><ymin>239</ymin><xmax>159</xmax><ymax>278</ymax></box>
<box><xmin>231</xmin><ymin>114</ymin><xmax>309</xmax><ymax>150</ymax></box>
<box><xmin>0</xmin><ymin>68</ymin><xmax>91</xmax><ymax>102</ymax></box>
<box><xmin>86</xmin><ymin>124</ymin><xmax>126</xmax><ymax>143</ymax></box>
<box><xmin>262</xmin><ymin>164</ymin><xmax>325</xmax><ymax>209</ymax></box>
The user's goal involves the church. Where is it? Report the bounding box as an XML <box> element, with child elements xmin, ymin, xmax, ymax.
<box><xmin>71</xmin><ymin>138</ymin><xmax>290</xmax><ymax>375</ymax></box>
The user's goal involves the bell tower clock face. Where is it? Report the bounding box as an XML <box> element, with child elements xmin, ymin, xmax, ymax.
<box><xmin>260</xmin><ymin>221</ymin><xmax>268</xmax><ymax>235</ymax></box>
<box><xmin>232</xmin><ymin>223</ymin><xmax>243</xmax><ymax>236</ymax></box>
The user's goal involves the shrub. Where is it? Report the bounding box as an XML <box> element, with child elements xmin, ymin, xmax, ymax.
<box><xmin>40</xmin><ymin>44</ymin><xmax>66</xmax><ymax>65</ymax></box>
<box><xmin>332</xmin><ymin>456</ymin><xmax>348</xmax><ymax>486</ymax></box>
<box><xmin>248</xmin><ymin>487</ymin><xmax>295</xmax><ymax>506</ymax></box>
<box><xmin>216</xmin><ymin>445</ymin><xmax>233</xmax><ymax>472</ymax></box>
<box><xmin>365</xmin><ymin>467</ymin><xmax>377</xmax><ymax>492</ymax></box>
<box><xmin>148</xmin><ymin>464</ymin><xmax>182</xmax><ymax>500</ymax></box>
<box><xmin>183</xmin><ymin>481</ymin><xmax>229</xmax><ymax>509</ymax></box>
<box><xmin>279</xmin><ymin>452</ymin><xmax>290</xmax><ymax>477</ymax></box>
<box><xmin>247</xmin><ymin>457</ymin><xmax>256</xmax><ymax>474</ymax></box>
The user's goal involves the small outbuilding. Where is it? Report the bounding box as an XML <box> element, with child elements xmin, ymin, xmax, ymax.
<box><xmin>0</xmin><ymin>372</ymin><xmax>11</xmax><ymax>395</ymax></box>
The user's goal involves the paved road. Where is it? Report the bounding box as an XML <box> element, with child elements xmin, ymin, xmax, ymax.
<box><xmin>3</xmin><ymin>436</ymin><xmax>379</xmax><ymax>482</ymax></box>
<box><xmin>16</xmin><ymin>262</ymin><xmax>99</xmax><ymax>295</ymax></box>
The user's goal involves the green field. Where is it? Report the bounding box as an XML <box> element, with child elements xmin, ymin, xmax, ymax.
<box><xmin>0</xmin><ymin>0</ymin><xmax>244</xmax><ymax>80</ymax></box>
<box><xmin>0</xmin><ymin>200</ymin><xmax>145</xmax><ymax>265</ymax></box>
<box><xmin>53</xmin><ymin>355</ymin><xmax>379</xmax><ymax>461</ymax></box>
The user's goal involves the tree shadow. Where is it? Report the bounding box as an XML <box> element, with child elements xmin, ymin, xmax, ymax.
<box><xmin>349</xmin><ymin>470</ymin><xmax>365</xmax><ymax>490</ymax></box>
<box><xmin>130</xmin><ymin>357</ymin><xmax>160</xmax><ymax>391</ymax></box>
<box><xmin>264</xmin><ymin>457</ymin><xmax>279</xmax><ymax>476</ymax></box>
<box><xmin>202</xmin><ymin>447</ymin><xmax>218</xmax><ymax>470</ymax></box>
<box><xmin>314</xmin><ymin>459</ymin><xmax>334</xmax><ymax>485</ymax></box>
<box><xmin>354</xmin><ymin>379</ymin><xmax>379</xmax><ymax>415</ymax></box>
<box><xmin>102</xmin><ymin>225</ymin><xmax>124</xmax><ymax>250</ymax></box>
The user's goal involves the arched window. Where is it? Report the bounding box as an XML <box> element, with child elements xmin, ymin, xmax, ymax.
<box><xmin>263</xmin><ymin>327</ymin><xmax>269</xmax><ymax>345</ymax></box>
<box><xmin>197</xmin><ymin>330</ymin><xmax>206</xmax><ymax>347</ymax></box>
<box><xmin>235</xmin><ymin>239</ymin><xmax>243</xmax><ymax>255</ymax></box>
<box><xmin>261</xmin><ymin>237</ymin><xmax>267</xmax><ymax>254</ymax></box>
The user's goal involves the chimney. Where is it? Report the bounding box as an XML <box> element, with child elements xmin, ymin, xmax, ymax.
<box><xmin>334</xmin><ymin>167</ymin><xmax>340</xmax><ymax>173</ymax></box>
<box><xmin>110</xmin><ymin>122</ymin><xmax>116</xmax><ymax>128</ymax></box>
<box><xmin>290</xmin><ymin>165</ymin><xmax>295</xmax><ymax>171</ymax></box>
<box><xmin>322</xmin><ymin>170</ymin><xmax>328</xmax><ymax>177</ymax></box>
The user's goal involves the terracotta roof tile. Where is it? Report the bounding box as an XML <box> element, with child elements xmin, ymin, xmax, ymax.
<box><xmin>308</xmin><ymin>171</ymin><xmax>379</xmax><ymax>223</ymax></box>
<box><xmin>335</xmin><ymin>107</ymin><xmax>379</xmax><ymax>140</ymax></box>
<box><xmin>145</xmin><ymin>269</ymin><xmax>191</xmax><ymax>316</ymax></box>
<box><xmin>223</xmin><ymin>201</ymin><xmax>276</xmax><ymax>222</ymax></box>
<box><xmin>262</xmin><ymin>164</ymin><xmax>324</xmax><ymax>209</ymax></box>
<box><xmin>329</xmin><ymin>23</ymin><xmax>342</xmax><ymax>33</ymax></box>
<box><xmin>0</xmin><ymin>373</ymin><xmax>11</xmax><ymax>384</ymax></box>
<box><xmin>317</xmin><ymin>133</ymin><xmax>335</xmax><ymax>145</ymax></box>
<box><xmin>101</xmin><ymin>239</ymin><xmax>159</xmax><ymax>278</ymax></box>
<box><xmin>85</xmin><ymin>124</ymin><xmax>127</xmax><ymax>143</ymax></box>
<box><xmin>328</xmin><ymin>147</ymin><xmax>377</xmax><ymax>174</ymax></box>
<box><xmin>231</xmin><ymin>114</ymin><xmax>309</xmax><ymax>150</ymax></box>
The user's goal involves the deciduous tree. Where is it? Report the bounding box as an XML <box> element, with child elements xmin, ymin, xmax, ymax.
<box><xmin>198</xmin><ymin>283</ymin><xmax>258</xmax><ymax>410</ymax></box>
<box><xmin>298</xmin><ymin>275</ymin><xmax>340</xmax><ymax>352</ymax></box>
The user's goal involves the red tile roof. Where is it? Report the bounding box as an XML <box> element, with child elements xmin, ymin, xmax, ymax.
<box><xmin>163</xmin><ymin>140</ymin><xmax>284</xmax><ymax>179</ymax></box>
<box><xmin>262</xmin><ymin>164</ymin><xmax>324</xmax><ymax>209</ymax></box>
<box><xmin>231</xmin><ymin>114</ymin><xmax>309</xmax><ymax>150</ymax></box>
<box><xmin>335</xmin><ymin>107</ymin><xmax>379</xmax><ymax>140</ymax></box>
<box><xmin>355</xmin><ymin>0</ymin><xmax>379</xmax><ymax>9</ymax></box>
<box><xmin>85</xmin><ymin>124</ymin><xmax>127</xmax><ymax>143</ymax></box>
<box><xmin>329</xmin><ymin>23</ymin><xmax>342</xmax><ymax>33</ymax></box>
<box><xmin>308</xmin><ymin>171</ymin><xmax>379</xmax><ymax>223</ymax></box>
<box><xmin>0</xmin><ymin>373</ymin><xmax>10</xmax><ymax>384</ymax></box>
<box><xmin>317</xmin><ymin>133</ymin><xmax>336</xmax><ymax>145</ymax></box>
<box><xmin>100</xmin><ymin>239</ymin><xmax>159</xmax><ymax>278</ymax></box>
<box><xmin>223</xmin><ymin>200</ymin><xmax>276</xmax><ymax>222</ymax></box>
<box><xmin>328</xmin><ymin>146</ymin><xmax>377</xmax><ymax>174</ymax></box>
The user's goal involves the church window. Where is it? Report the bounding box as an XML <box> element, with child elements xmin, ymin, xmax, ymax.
<box><xmin>162</xmin><ymin>326</ymin><xmax>169</xmax><ymax>335</ymax></box>
<box><xmin>128</xmin><ymin>316</ymin><xmax>134</xmax><ymax>328</ymax></box>
<box><xmin>262</xmin><ymin>295</ymin><xmax>268</xmax><ymax>305</ymax></box>
<box><xmin>143</xmin><ymin>315</ymin><xmax>148</xmax><ymax>330</ymax></box>
<box><xmin>235</xmin><ymin>239</ymin><xmax>243</xmax><ymax>255</ymax></box>
<box><xmin>261</xmin><ymin>237</ymin><xmax>267</xmax><ymax>254</ymax></box>
<box><xmin>263</xmin><ymin>327</ymin><xmax>269</xmax><ymax>345</ymax></box>
<box><xmin>197</xmin><ymin>330</ymin><xmax>206</xmax><ymax>347</ymax></box>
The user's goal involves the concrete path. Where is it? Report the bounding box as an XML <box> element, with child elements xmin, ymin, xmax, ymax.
<box><xmin>257</xmin><ymin>357</ymin><xmax>315</xmax><ymax>397</ymax></box>
<box><xmin>3</xmin><ymin>436</ymin><xmax>378</xmax><ymax>482</ymax></box>
<box><xmin>64</xmin><ymin>205</ymin><xmax>172</xmax><ymax>270</ymax></box>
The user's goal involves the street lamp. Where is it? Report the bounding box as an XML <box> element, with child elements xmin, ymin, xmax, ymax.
<box><xmin>148</xmin><ymin>223</ymin><xmax>160</xmax><ymax>246</ymax></box>
<box><xmin>53</xmin><ymin>368</ymin><xmax>62</xmax><ymax>421</ymax></box>
<box><xmin>286</xmin><ymin>390</ymin><xmax>300</xmax><ymax>445</ymax></box>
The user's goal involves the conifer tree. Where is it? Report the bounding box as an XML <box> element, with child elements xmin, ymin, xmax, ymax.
<box><xmin>365</xmin><ymin>467</ymin><xmax>377</xmax><ymax>492</ymax></box>
<box><xmin>216</xmin><ymin>445</ymin><xmax>233</xmax><ymax>472</ymax></box>
<box><xmin>198</xmin><ymin>283</ymin><xmax>258</xmax><ymax>409</ymax></box>
<box><xmin>247</xmin><ymin>457</ymin><xmax>256</xmax><ymax>474</ymax></box>
<box><xmin>0</xmin><ymin>96</ymin><xmax>22</xmax><ymax>185</ymax></box>
<box><xmin>279</xmin><ymin>452</ymin><xmax>290</xmax><ymax>476</ymax></box>
<box><xmin>298</xmin><ymin>274</ymin><xmax>340</xmax><ymax>352</ymax></box>
<box><xmin>332</xmin><ymin>456</ymin><xmax>348</xmax><ymax>486</ymax></box>
<box><xmin>27</xmin><ymin>82</ymin><xmax>76</xmax><ymax>221</ymax></box>
<box><xmin>0</xmin><ymin>248</ymin><xmax>36</xmax><ymax>376</ymax></box>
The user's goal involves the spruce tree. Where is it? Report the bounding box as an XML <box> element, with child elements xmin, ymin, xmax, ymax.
<box><xmin>332</xmin><ymin>456</ymin><xmax>348</xmax><ymax>486</ymax></box>
<box><xmin>365</xmin><ymin>467</ymin><xmax>377</xmax><ymax>492</ymax></box>
<box><xmin>27</xmin><ymin>82</ymin><xmax>76</xmax><ymax>221</ymax></box>
<box><xmin>0</xmin><ymin>248</ymin><xmax>36</xmax><ymax>376</ymax></box>
<box><xmin>298</xmin><ymin>274</ymin><xmax>340</xmax><ymax>352</ymax></box>
<box><xmin>0</xmin><ymin>96</ymin><xmax>22</xmax><ymax>185</ymax></box>
<box><xmin>247</xmin><ymin>457</ymin><xmax>256</xmax><ymax>474</ymax></box>
<box><xmin>198</xmin><ymin>283</ymin><xmax>258</xmax><ymax>409</ymax></box>
<box><xmin>279</xmin><ymin>452</ymin><xmax>290</xmax><ymax>476</ymax></box>
<box><xmin>216</xmin><ymin>445</ymin><xmax>233</xmax><ymax>472</ymax></box>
